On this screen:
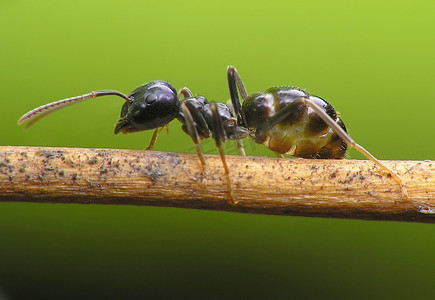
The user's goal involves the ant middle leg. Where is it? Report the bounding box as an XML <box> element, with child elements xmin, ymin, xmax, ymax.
<box><xmin>210</xmin><ymin>103</ymin><xmax>229</xmax><ymax>174</ymax></box>
<box><xmin>146</xmin><ymin>127</ymin><xmax>164</xmax><ymax>150</ymax></box>
<box><xmin>210</xmin><ymin>102</ymin><xmax>235</xmax><ymax>203</ymax></box>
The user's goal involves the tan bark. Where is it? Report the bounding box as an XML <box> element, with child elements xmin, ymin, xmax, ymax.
<box><xmin>0</xmin><ymin>146</ymin><xmax>433</xmax><ymax>223</ymax></box>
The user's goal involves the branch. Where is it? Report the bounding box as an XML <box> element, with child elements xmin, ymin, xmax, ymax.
<box><xmin>0</xmin><ymin>146</ymin><xmax>433</xmax><ymax>223</ymax></box>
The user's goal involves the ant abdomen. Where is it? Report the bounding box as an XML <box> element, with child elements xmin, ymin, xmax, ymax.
<box><xmin>241</xmin><ymin>87</ymin><xmax>347</xmax><ymax>159</ymax></box>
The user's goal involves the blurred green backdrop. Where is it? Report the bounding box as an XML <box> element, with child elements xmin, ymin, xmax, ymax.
<box><xmin>1</xmin><ymin>0</ymin><xmax>434</xmax><ymax>299</ymax></box>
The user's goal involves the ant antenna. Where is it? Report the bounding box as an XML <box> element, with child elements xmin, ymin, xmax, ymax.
<box><xmin>17</xmin><ymin>90</ymin><xmax>132</xmax><ymax>128</ymax></box>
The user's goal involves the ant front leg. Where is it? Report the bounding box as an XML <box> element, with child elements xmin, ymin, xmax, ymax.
<box><xmin>303</xmin><ymin>97</ymin><xmax>408</xmax><ymax>199</ymax></box>
<box><xmin>145</xmin><ymin>127</ymin><xmax>164</xmax><ymax>150</ymax></box>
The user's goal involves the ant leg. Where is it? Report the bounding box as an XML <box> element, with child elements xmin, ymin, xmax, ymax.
<box><xmin>210</xmin><ymin>102</ymin><xmax>235</xmax><ymax>203</ymax></box>
<box><xmin>210</xmin><ymin>103</ymin><xmax>229</xmax><ymax>174</ymax></box>
<box><xmin>226</xmin><ymin>99</ymin><xmax>246</xmax><ymax>156</ymax></box>
<box><xmin>146</xmin><ymin>123</ymin><xmax>171</xmax><ymax>150</ymax></box>
<box><xmin>254</xmin><ymin>99</ymin><xmax>309</xmax><ymax>157</ymax></box>
<box><xmin>180</xmin><ymin>102</ymin><xmax>207</xmax><ymax>173</ymax></box>
<box><xmin>178</xmin><ymin>87</ymin><xmax>193</xmax><ymax>100</ymax></box>
<box><xmin>254</xmin><ymin>99</ymin><xmax>304</xmax><ymax>142</ymax></box>
<box><xmin>237</xmin><ymin>140</ymin><xmax>246</xmax><ymax>156</ymax></box>
<box><xmin>145</xmin><ymin>127</ymin><xmax>164</xmax><ymax>150</ymax></box>
<box><xmin>227</xmin><ymin>66</ymin><xmax>248</xmax><ymax>100</ymax></box>
<box><xmin>303</xmin><ymin>97</ymin><xmax>408</xmax><ymax>199</ymax></box>
<box><xmin>275</xmin><ymin>152</ymin><xmax>284</xmax><ymax>158</ymax></box>
<box><xmin>227</xmin><ymin>66</ymin><xmax>248</xmax><ymax>127</ymax></box>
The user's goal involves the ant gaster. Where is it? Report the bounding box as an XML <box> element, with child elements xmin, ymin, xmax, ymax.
<box><xmin>18</xmin><ymin>67</ymin><xmax>407</xmax><ymax>201</ymax></box>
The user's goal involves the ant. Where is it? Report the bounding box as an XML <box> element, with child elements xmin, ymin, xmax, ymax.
<box><xmin>18</xmin><ymin>67</ymin><xmax>407</xmax><ymax>201</ymax></box>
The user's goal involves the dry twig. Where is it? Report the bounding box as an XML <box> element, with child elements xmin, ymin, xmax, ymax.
<box><xmin>0</xmin><ymin>146</ymin><xmax>433</xmax><ymax>223</ymax></box>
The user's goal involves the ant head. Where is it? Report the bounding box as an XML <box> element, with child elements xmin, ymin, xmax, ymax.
<box><xmin>114</xmin><ymin>81</ymin><xmax>180</xmax><ymax>134</ymax></box>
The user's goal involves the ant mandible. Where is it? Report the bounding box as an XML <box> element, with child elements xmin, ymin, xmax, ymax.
<box><xmin>18</xmin><ymin>67</ymin><xmax>407</xmax><ymax>200</ymax></box>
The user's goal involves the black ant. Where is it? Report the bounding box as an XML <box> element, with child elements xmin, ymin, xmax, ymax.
<box><xmin>18</xmin><ymin>67</ymin><xmax>407</xmax><ymax>201</ymax></box>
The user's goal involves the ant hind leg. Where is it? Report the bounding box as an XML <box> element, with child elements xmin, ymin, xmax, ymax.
<box><xmin>303</xmin><ymin>97</ymin><xmax>408</xmax><ymax>199</ymax></box>
<box><xmin>227</xmin><ymin>66</ymin><xmax>248</xmax><ymax>127</ymax></box>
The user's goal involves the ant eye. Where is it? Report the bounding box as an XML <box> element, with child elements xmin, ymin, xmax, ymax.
<box><xmin>145</xmin><ymin>93</ymin><xmax>157</xmax><ymax>104</ymax></box>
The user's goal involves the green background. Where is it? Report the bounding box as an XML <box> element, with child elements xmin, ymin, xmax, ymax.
<box><xmin>1</xmin><ymin>0</ymin><xmax>434</xmax><ymax>299</ymax></box>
